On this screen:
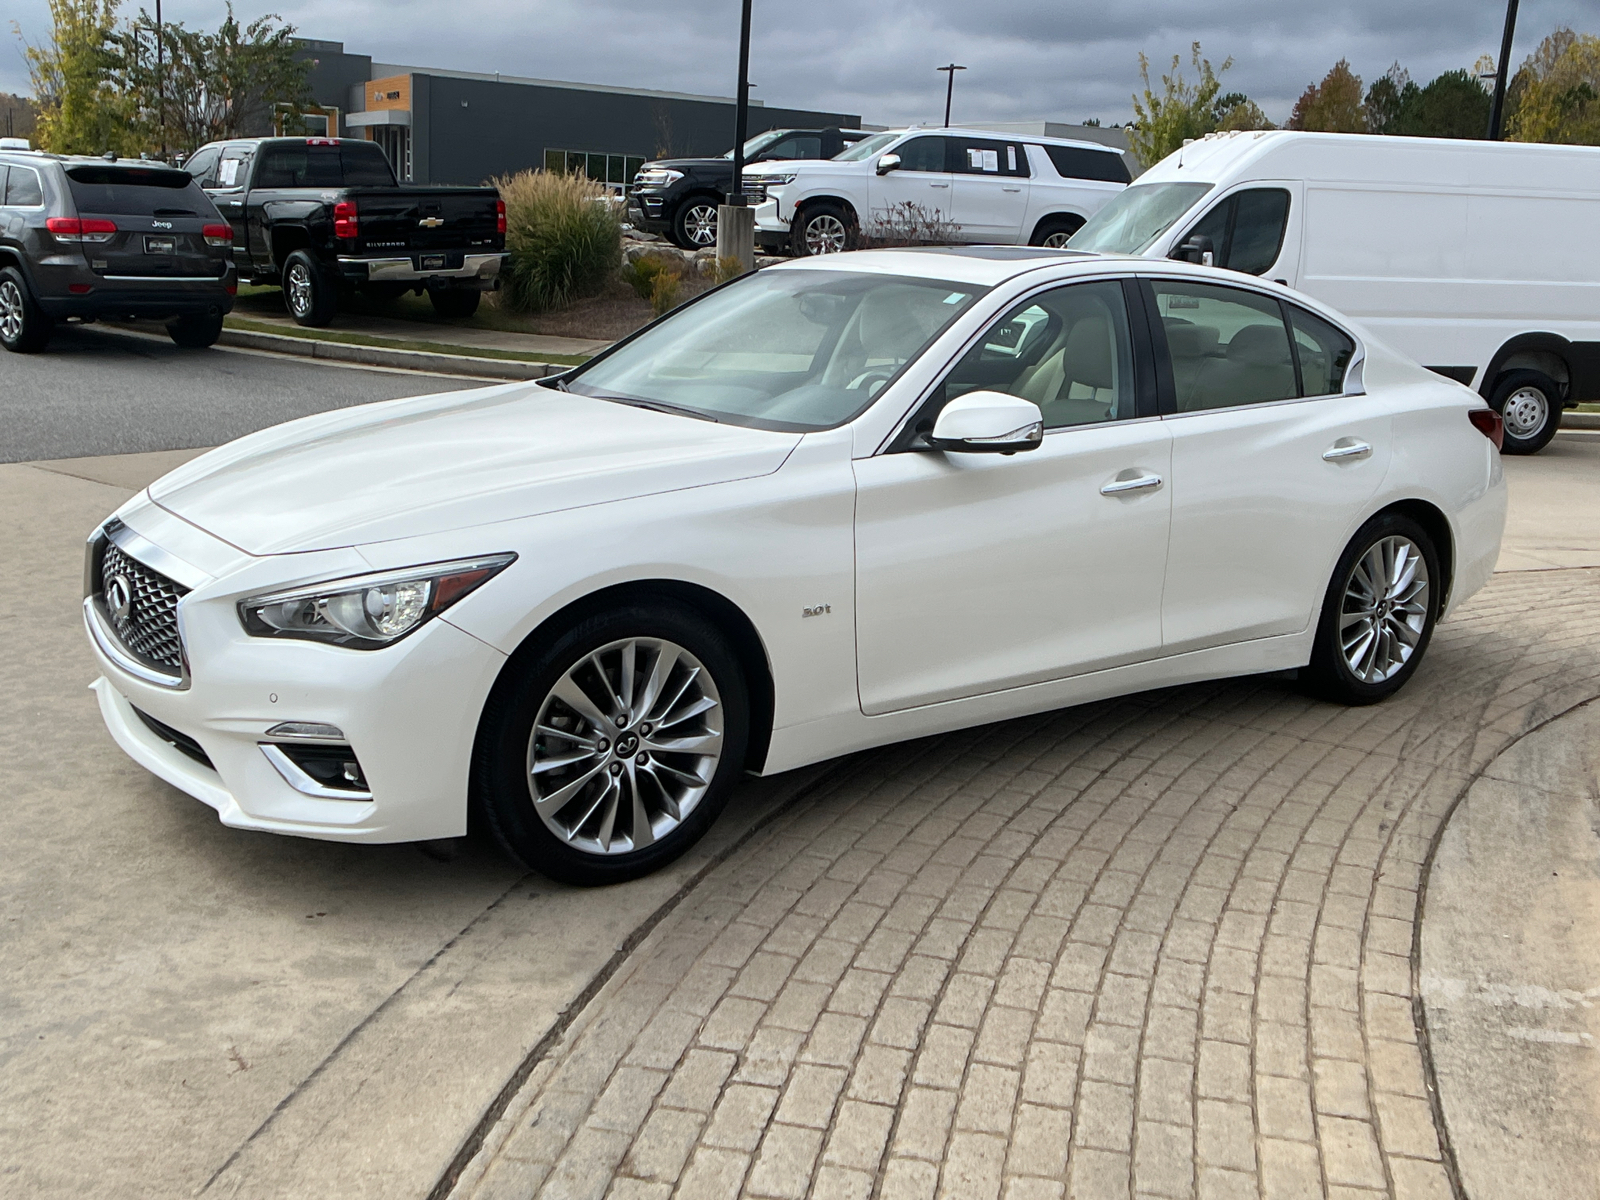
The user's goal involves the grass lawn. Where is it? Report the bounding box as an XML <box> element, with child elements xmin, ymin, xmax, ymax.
<box><xmin>222</xmin><ymin>314</ymin><xmax>592</xmax><ymax>366</ymax></box>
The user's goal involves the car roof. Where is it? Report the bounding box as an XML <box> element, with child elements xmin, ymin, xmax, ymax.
<box><xmin>882</xmin><ymin>127</ymin><xmax>1124</xmax><ymax>154</ymax></box>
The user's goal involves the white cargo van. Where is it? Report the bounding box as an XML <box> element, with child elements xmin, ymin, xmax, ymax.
<box><xmin>1069</xmin><ymin>130</ymin><xmax>1600</xmax><ymax>452</ymax></box>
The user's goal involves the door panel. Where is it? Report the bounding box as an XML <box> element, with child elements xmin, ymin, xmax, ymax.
<box><xmin>868</xmin><ymin>135</ymin><xmax>955</xmax><ymax>237</ymax></box>
<box><xmin>947</xmin><ymin>136</ymin><xmax>1028</xmax><ymax>242</ymax></box>
<box><xmin>854</xmin><ymin>422</ymin><xmax>1173</xmax><ymax>713</ymax></box>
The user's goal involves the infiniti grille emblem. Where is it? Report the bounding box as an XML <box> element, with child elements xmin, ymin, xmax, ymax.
<box><xmin>106</xmin><ymin>574</ymin><xmax>134</xmax><ymax>625</ymax></box>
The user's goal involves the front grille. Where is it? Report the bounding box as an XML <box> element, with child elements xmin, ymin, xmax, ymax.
<box><xmin>133</xmin><ymin>707</ymin><xmax>214</xmax><ymax>769</ymax></box>
<box><xmin>100</xmin><ymin>541</ymin><xmax>188</xmax><ymax>674</ymax></box>
<box><xmin>744</xmin><ymin>183</ymin><xmax>767</xmax><ymax>203</ymax></box>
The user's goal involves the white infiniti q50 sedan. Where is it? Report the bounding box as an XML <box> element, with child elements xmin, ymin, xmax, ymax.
<box><xmin>84</xmin><ymin>248</ymin><xmax>1507</xmax><ymax>884</ymax></box>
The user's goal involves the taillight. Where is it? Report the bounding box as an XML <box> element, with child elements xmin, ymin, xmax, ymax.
<box><xmin>333</xmin><ymin>200</ymin><xmax>358</xmax><ymax>240</ymax></box>
<box><xmin>496</xmin><ymin>198</ymin><xmax>507</xmax><ymax>235</ymax></box>
<box><xmin>202</xmin><ymin>222</ymin><xmax>233</xmax><ymax>247</ymax></box>
<box><xmin>1468</xmin><ymin>407</ymin><xmax>1504</xmax><ymax>451</ymax></box>
<box><xmin>47</xmin><ymin>217</ymin><xmax>117</xmax><ymax>243</ymax></box>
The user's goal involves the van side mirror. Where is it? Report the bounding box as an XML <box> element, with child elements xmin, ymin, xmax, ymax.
<box><xmin>927</xmin><ymin>391</ymin><xmax>1044</xmax><ymax>454</ymax></box>
<box><xmin>1175</xmin><ymin>235</ymin><xmax>1215</xmax><ymax>267</ymax></box>
<box><xmin>875</xmin><ymin>153</ymin><xmax>902</xmax><ymax>176</ymax></box>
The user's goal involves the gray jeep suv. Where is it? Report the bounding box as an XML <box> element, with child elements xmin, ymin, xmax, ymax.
<box><xmin>0</xmin><ymin>148</ymin><xmax>236</xmax><ymax>353</ymax></box>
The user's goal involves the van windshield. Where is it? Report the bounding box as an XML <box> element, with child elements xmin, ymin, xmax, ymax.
<box><xmin>1068</xmin><ymin>182</ymin><xmax>1214</xmax><ymax>254</ymax></box>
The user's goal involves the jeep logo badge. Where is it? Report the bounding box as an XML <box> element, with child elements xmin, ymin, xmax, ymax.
<box><xmin>151</xmin><ymin>219</ymin><xmax>172</xmax><ymax>229</ymax></box>
<box><xmin>106</xmin><ymin>574</ymin><xmax>133</xmax><ymax>625</ymax></box>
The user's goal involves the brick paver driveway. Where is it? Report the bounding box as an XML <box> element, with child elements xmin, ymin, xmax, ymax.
<box><xmin>457</xmin><ymin>568</ymin><xmax>1600</xmax><ymax>1200</ymax></box>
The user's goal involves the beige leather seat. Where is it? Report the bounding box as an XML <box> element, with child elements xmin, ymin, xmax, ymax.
<box><xmin>1189</xmin><ymin>323</ymin><xmax>1297</xmax><ymax>410</ymax></box>
<box><xmin>1023</xmin><ymin>314</ymin><xmax>1121</xmax><ymax>427</ymax></box>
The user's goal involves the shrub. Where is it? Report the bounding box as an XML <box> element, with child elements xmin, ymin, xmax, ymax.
<box><xmin>711</xmin><ymin>255</ymin><xmax>747</xmax><ymax>284</ymax></box>
<box><xmin>620</xmin><ymin>251</ymin><xmax>683</xmax><ymax>301</ymax></box>
<box><xmin>647</xmin><ymin>269</ymin><xmax>681</xmax><ymax>316</ymax></box>
<box><xmin>495</xmin><ymin>170</ymin><xmax>621</xmax><ymax>313</ymax></box>
<box><xmin>861</xmin><ymin>201</ymin><xmax>959</xmax><ymax>248</ymax></box>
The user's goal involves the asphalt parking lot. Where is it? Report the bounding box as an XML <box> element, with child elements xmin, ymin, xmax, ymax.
<box><xmin>2</xmin><ymin>337</ymin><xmax>1598</xmax><ymax>1200</ymax></box>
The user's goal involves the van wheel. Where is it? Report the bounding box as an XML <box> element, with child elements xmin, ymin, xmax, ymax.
<box><xmin>1300</xmin><ymin>512</ymin><xmax>1439</xmax><ymax>705</ymax></box>
<box><xmin>282</xmin><ymin>250</ymin><xmax>337</xmax><ymax>327</ymax></box>
<box><xmin>166</xmin><ymin>314</ymin><xmax>224</xmax><ymax>348</ymax></box>
<box><xmin>474</xmin><ymin>601</ymin><xmax>749</xmax><ymax>885</ymax></box>
<box><xmin>0</xmin><ymin>266</ymin><xmax>54</xmax><ymax>353</ymax></box>
<box><xmin>1029</xmin><ymin>215</ymin><xmax>1084</xmax><ymax>248</ymax></box>
<box><xmin>428</xmin><ymin>288</ymin><xmax>480</xmax><ymax>318</ymax></box>
<box><xmin>792</xmin><ymin>203</ymin><xmax>854</xmax><ymax>256</ymax></box>
<box><xmin>1489</xmin><ymin>369</ymin><xmax>1561</xmax><ymax>455</ymax></box>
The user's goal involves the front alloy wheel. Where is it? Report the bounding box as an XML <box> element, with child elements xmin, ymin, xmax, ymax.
<box><xmin>803</xmin><ymin>213</ymin><xmax>849</xmax><ymax>255</ymax></box>
<box><xmin>529</xmin><ymin>638</ymin><xmax>723</xmax><ymax>856</ymax></box>
<box><xmin>676</xmin><ymin>201</ymin><xmax>719</xmax><ymax>249</ymax></box>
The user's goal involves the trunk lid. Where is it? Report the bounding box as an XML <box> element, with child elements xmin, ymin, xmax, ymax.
<box><xmin>345</xmin><ymin>188</ymin><xmax>501</xmax><ymax>257</ymax></box>
<box><xmin>64</xmin><ymin>164</ymin><xmax>226</xmax><ymax>279</ymax></box>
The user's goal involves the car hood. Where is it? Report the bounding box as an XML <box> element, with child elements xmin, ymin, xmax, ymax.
<box><xmin>148</xmin><ymin>383</ymin><xmax>802</xmax><ymax>555</ymax></box>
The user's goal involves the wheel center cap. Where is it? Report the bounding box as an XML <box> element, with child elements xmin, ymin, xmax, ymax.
<box><xmin>615</xmin><ymin>733</ymin><xmax>640</xmax><ymax>757</ymax></box>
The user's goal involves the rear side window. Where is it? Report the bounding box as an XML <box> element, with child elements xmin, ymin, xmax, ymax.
<box><xmin>255</xmin><ymin>142</ymin><xmax>396</xmax><ymax>189</ymax></box>
<box><xmin>1152</xmin><ymin>280</ymin><xmax>1298</xmax><ymax>411</ymax></box>
<box><xmin>4</xmin><ymin>165</ymin><xmax>43</xmax><ymax>206</ymax></box>
<box><xmin>1288</xmin><ymin>306</ymin><xmax>1356</xmax><ymax>396</ymax></box>
<box><xmin>65</xmin><ymin>166</ymin><xmax>207</xmax><ymax>215</ymax></box>
<box><xmin>1043</xmin><ymin>145</ymin><xmax>1132</xmax><ymax>185</ymax></box>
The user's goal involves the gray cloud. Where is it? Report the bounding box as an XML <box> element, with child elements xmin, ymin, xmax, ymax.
<box><xmin>5</xmin><ymin>0</ymin><xmax>1595</xmax><ymax>128</ymax></box>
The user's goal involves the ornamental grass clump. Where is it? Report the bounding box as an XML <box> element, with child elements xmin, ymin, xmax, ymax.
<box><xmin>495</xmin><ymin>170</ymin><xmax>622</xmax><ymax>313</ymax></box>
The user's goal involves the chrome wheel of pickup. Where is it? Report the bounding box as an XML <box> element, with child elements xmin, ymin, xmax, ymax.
<box><xmin>286</xmin><ymin>262</ymin><xmax>314</xmax><ymax>317</ymax></box>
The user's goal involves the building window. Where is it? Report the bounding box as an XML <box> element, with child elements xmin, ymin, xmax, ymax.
<box><xmin>275</xmin><ymin>104</ymin><xmax>339</xmax><ymax>137</ymax></box>
<box><xmin>545</xmin><ymin>149</ymin><xmax>646</xmax><ymax>191</ymax></box>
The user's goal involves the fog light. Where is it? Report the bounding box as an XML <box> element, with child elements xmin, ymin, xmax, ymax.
<box><xmin>260</xmin><ymin>742</ymin><xmax>371</xmax><ymax>799</ymax></box>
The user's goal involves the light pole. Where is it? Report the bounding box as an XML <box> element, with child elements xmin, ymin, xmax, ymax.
<box><xmin>716</xmin><ymin>0</ymin><xmax>756</xmax><ymax>271</ymax></box>
<box><xmin>1487</xmin><ymin>0</ymin><xmax>1519</xmax><ymax>140</ymax></box>
<box><xmin>155</xmin><ymin>0</ymin><xmax>165</xmax><ymax>159</ymax></box>
<box><xmin>938</xmin><ymin>63</ymin><xmax>966</xmax><ymax>127</ymax></box>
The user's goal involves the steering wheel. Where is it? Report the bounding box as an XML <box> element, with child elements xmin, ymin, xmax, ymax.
<box><xmin>847</xmin><ymin>369</ymin><xmax>895</xmax><ymax>393</ymax></box>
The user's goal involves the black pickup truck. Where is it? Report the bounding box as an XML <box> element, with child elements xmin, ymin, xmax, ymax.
<box><xmin>182</xmin><ymin>137</ymin><xmax>506</xmax><ymax>325</ymax></box>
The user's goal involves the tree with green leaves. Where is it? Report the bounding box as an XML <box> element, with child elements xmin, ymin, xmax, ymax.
<box><xmin>1363</xmin><ymin>64</ymin><xmax>1413</xmax><ymax>134</ymax></box>
<box><xmin>1289</xmin><ymin>60</ymin><xmax>1366</xmax><ymax>132</ymax></box>
<box><xmin>1214</xmin><ymin>91</ymin><xmax>1275</xmax><ymax>132</ymax></box>
<box><xmin>1128</xmin><ymin>43</ymin><xmax>1234</xmax><ymax>165</ymax></box>
<box><xmin>119</xmin><ymin>5</ymin><xmax>310</xmax><ymax>153</ymax></box>
<box><xmin>1507</xmin><ymin>27</ymin><xmax>1600</xmax><ymax>145</ymax></box>
<box><xmin>15</xmin><ymin>0</ymin><xmax>140</xmax><ymax>155</ymax></box>
<box><xmin>1394</xmin><ymin>69</ymin><xmax>1491</xmax><ymax>139</ymax></box>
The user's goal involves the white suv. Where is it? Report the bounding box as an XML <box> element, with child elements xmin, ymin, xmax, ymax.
<box><xmin>745</xmin><ymin>127</ymin><xmax>1132</xmax><ymax>256</ymax></box>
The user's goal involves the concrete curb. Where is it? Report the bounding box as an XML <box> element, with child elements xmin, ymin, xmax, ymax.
<box><xmin>216</xmin><ymin>326</ymin><xmax>565</xmax><ymax>380</ymax></box>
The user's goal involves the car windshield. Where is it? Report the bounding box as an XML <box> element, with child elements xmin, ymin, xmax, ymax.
<box><xmin>724</xmin><ymin>130</ymin><xmax>790</xmax><ymax>160</ymax></box>
<box><xmin>1068</xmin><ymin>182</ymin><xmax>1214</xmax><ymax>254</ymax></box>
<box><xmin>565</xmin><ymin>268</ymin><xmax>987</xmax><ymax>431</ymax></box>
<box><xmin>833</xmin><ymin>132</ymin><xmax>902</xmax><ymax>162</ymax></box>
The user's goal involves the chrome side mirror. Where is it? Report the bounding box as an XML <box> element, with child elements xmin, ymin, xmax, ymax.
<box><xmin>875</xmin><ymin>153</ymin><xmax>902</xmax><ymax>176</ymax></box>
<box><xmin>927</xmin><ymin>391</ymin><xmax>1044</xmax><ymax>454</ymax></box>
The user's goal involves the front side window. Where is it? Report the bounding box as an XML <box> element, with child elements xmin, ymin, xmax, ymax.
<box><xmin>1153</xmin><ymin>280</ymin><xmax>1297</xmax><ymax>411</ymax></box>
<box><xmin>933</xmin><ymin>280</ymin><xmax>1136</xmax><ymax>430</ymax></box>
<box><xmin>4</xmin><ymin>165</ymin><xmax>42</xmax><ymax>207</ymax></box>
<box><xmin>1288</xmin><ymin>306</ymin><xmax>1356</xmax><ymax>396</ymax></box>
<box><xmin>894</xmin><ymin>136</ymin><xmax>950</xmax><ymax>173</ymax></box>
<box><xmin>1068</xmin><ymin>182</ymin><xmax>1213</xmax><ymax>255</ymax></box>
<box><xmin>1171</xmin><ymin>187</ymin><xmax>1290</xmax><ymax>276</ymax></box>
<box><xmin>565</xmin><ymin>269</ymin><xmax>985</xmax><ymax>431</ymax></box>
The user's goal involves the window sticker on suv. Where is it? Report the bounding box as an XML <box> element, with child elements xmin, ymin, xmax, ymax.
<box><xmin>968</xmin><ymin>148</ymin><xmax>999</xmax><ymax>173</ymax></box>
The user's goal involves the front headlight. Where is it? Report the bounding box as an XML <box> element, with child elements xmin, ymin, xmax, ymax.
<box><xmin>751</xmin><ymin>172</ymin><xmax>797</xmax><ymax>186</ymax></box>
<box><xmin>238</xmin><ymin>554</ymin><xmax>515</xmax><ymax>649</ymax></box>
<box><xmin>634</xmin><ymin>169</ymin><xmax>683</xmax><ymax>187</ymax></box>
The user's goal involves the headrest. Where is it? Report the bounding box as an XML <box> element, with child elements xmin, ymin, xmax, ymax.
<box><xmin>1062</xmin><ymin>316</ymin><xmax>1114</xmax><ymax>391</ymax></box>
<box><xmin>1226</xmin><ymin>323</ymin><xmax>1291</xmax><ymax>366</ymax></box>
<box><xmin>1164</xmin><ymin>321</ymin><xmax>1219</xmax><ymax>359</ymax></box>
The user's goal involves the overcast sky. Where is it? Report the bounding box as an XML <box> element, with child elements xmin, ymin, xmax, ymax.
<box><xmin>5</xmin><ymin>0</ymin><xmax>1596</xmax><ymax>126</ymax></box>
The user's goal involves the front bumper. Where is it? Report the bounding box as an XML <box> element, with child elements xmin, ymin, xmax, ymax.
<box><xmin>627</xmin><ymin>193</ymin><xmax>674</xmax><ymax>236</ymax></box>
<box><xmin>84</xmin><ymin>512</ymin><xmax>509</xmax><ymax>844</ymax></box>
<box><xmin>336</xmin><ymin>252</ymin><xmax>507</xmax><ymax>287</ymax></box>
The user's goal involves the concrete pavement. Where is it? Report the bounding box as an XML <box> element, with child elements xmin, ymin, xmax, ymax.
<box><xmin>2</xmin><ymin>434</ymin><xmax>1597</xmax><ymax>1198</ymax></box>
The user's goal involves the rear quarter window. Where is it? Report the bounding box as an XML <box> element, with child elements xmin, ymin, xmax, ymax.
<box><xmin>1043</xmin><ymin>146</ymin><xmax>1133</xmax><ymax>185</ymax></box>
<box><xmin>3</xmin><ymin>164</ymin><xmax>44</xmax><ymax>206</ymax></box>
<box><xmin>65</xmin><ymin>166</ymin><xmax>210</xmax><ymax>215</ymax></box>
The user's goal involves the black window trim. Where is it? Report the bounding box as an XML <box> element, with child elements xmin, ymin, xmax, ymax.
<box><xmin>1135</xmin><ymin>273</ymin><xmax>1366</xmax><ymax>418</ymax></box>
<box><xmin>884</xmin><ymin>272</ymin><xmax>1159</xmax><ymax>452</ymax></box>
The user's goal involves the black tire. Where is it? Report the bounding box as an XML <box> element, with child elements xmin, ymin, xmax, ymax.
<box><xmin>0</xmin><ymin>265</ymin><xmax>54</xmax><ymax>353</ymax></box>
<box><xmin>428</xmin><ymin>287</ymin><xmax>481</xmax><ymax>319</ymax></box>
<box><xmin>1488</xmin><ymin>368</ymin><xmax>1562</xmax><ymax>455</ymax></box>
<box><xmin>474</xmin><ymin>601</ymin><xmax>750</xmax><ymax>885</ymax></box>
<box><xmin>1029</xmin><ymin>215</ymin><xmax>1085</xmax><ymax>248</ymax></box>
<box><xmin>672</xmin><ymin>196</ymin><xmax>721</xmax><ymax>250</ymax></box>
<box><xmin>1301</xmin><ymin>511</ymin><xmax>1440</xmax><ymax>705</ymax></box>
<box><xmin>165</xmin><ymin>313</ymin><xmax>224</xmax><ymax>348</ymax></box>
<box><xmin>791</xmin><ymin>202</ymin><xmax>854</xmax><ymax>257</ymax></box>
<box><xmin>282</xmin><ymin>249</ymin><xmax>337</xmax><ymax>327</ymax></box>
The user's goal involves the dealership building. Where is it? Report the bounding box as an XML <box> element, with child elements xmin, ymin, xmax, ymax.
<box><xmin>291</xmin><ymin>39</ymin><xmax>860</xmax><ymax>188</ymax></box>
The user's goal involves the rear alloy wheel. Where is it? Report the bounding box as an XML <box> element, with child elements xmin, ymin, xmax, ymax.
<box><xmin>0</xmin><ymin>266</ymin><xmax>54</xmax><ymax>353</ymax></box>
<box><xmin>1302</xmin><ymin>512</ymin><xmax>1439</xmax><ymax>705</ymax></box>
<box><xmin>476</xmin><ymin>603</ymin><xmax>749</xmax><ymax>885</ymax></box>
<box><xmin>282</xmin><ymin>250</ymin><xmax>337</xmax><ymax>327</ymax></box>
<box><xmin>673</xmin><ymin>199</ymin><xmax>720</xmax><ymax>250</ymax></box>
<box><xmin>166</xmin><ymin>313</ymin><xmax>224</xmax><ymax>348</ymax></box>
<box><xmin>793</xmin><ymin>203</ymin><xmax>852</xmax><ymax>256</ymax></box>
<box><xmin>428</xmin><ymin>288</ymin><xmax>481</xmax><ymax>318</ymax></box>
<box><xmin>1489</xmin><ymin>368</ymin><xmax>1562</xmax><ymax>455</ymax></box>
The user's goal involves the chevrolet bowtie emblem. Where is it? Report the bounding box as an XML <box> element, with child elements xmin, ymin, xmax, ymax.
<box><xmin>418</xmin><ymin>216</ymin><xmax>445</xmax><ymax>228</ymax></box>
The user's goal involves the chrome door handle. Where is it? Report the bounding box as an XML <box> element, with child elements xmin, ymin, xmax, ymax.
<box><xmin>1003</xmin><ymin>186</ymin><xmax>1022</xmax><ymax>192</ymax></box>
<box><xmin>929</xmin><ymin>183</ymin><xmax>950</xmax><ymax>189</ymax></box>
<box><xmin>1322</xmin><ymin>440</ymin><xmax>1372</xmax><ymax>461</ymax></box>
<box><xmin>1101</xmin><ymin>473</ymin><xmax>1163</xmax><ymax>495</ymax></box>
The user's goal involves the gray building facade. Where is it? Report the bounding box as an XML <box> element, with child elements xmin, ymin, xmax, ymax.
<box><xmin>293</xmin><ymin>40</ymin><xmax>860</xmax><ymax>188</ymax></box>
